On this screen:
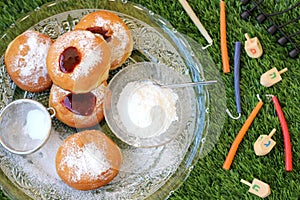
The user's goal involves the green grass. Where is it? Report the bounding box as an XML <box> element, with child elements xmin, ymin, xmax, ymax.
<box><xmin>1</xmin><ymin>0</ymin><xmax>300</xmax><ymax>199</ymax></box>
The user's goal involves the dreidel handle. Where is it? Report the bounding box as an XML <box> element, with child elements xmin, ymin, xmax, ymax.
<box><xmin>279</xmin><ymin>68</ymin><xmax>288</xmax><ymax>74</ymax></box>
<box><xmin>241</xmin><ymin>179</ymin><xmax>252</xmax><ymax>187</ymax></box>
<box><xmin>245</xmin><ymin>33</ymin><xmax>251</xmax><ymax>41</ymax></box>
<box><xmin>268</xmin><ymin>128</ymin><xmax>276</xmax><ymax>138</ymax></box>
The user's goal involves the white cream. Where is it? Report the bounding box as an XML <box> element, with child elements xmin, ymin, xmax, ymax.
<box><xmin>117</xmin><ymin>80</ymin><xmax>178</xmax><ymax>138</ymax></box>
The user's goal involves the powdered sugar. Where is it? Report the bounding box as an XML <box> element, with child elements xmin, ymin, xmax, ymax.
<box><xmin>92</xmin><ymin>16</ymin><xmax>131</xmax><ymax>65</ymax></box>
<box><xmin>58</xmin><ymin>138</ymin><xmax>111</xmax><ymax>182</ymax></box>
<box><xmin>117</xmin><ymin>80</ymin><xmax>178</xmax><ymax>138</ymax></box>
<box><xmin>73</xmin><ymin>45</ymin><xmax>103</xmax><ymax>79</ymax></box>
<box><xmin>10</xmin><ymin>30</ymin><xmax>51</xmax><ymax>84</ymax></box>
<box><xmin>70</xmin><ymin>32</ymin><xmax>103</xmax><ymax>79</ymax></box>
<box><xmin>92</xmin><ymin>83</ymin><xmax>106</xmax><ymax>105</ymax></box>
<box><xmin>25</xmin><ymin>109</ymin><xmax>51</xmax><ymax>140</ymax></box>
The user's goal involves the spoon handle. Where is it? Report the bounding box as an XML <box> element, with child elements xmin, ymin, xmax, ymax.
<box><xmin>161</xmin><ymin>80</ymin><xmax>217</xmax><ymax>88</ymax></box>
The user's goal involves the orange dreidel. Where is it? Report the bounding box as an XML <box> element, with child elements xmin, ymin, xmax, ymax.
<box><xmin>254</xmin><ymin>128</ymin><xmax>276</xmax><ymax>156</ymax></box>
<box><xmin>260</xmin><ymin>67</ymin><xmax>288</xmax><ymax>87</ymax></box>
<box><xmin>240</xmin><ymin>178</ymin><xmax>271</xmax><ymax>198</ymax></box>
<box><xmin>244</xmin><ymin>33</ymin><xmax>263</xmax><ymax>58</ymax></box>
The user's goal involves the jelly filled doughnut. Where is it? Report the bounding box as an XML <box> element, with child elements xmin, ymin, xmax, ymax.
<box><xmin>49</xmin><ymin>82</ymin><xmax>107</xmax><ymax>128</ymax></box>
<box><xmin>55</xmin><ymin>130</ymin><xmax>122</xmax><ymax>191</ymax></box>
<box><xmin>4</xmin><ymin>30</ymin><xmax>53</xmax><ymax>92</ymax></box>
<box><xmin>75</xmin><ymin>10</ymin><xmax>133</xmax><ymax>70</ymax></box>
<box><xmin>46</xmin><ymin>30</ymin><xmax>111</xmax><ymax>93</ymax></box>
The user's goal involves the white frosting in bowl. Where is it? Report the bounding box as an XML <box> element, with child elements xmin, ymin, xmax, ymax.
<box><xmin>117</xmin><ymin>80</ymin><xmax>178</xmax><ymax>138</ymax></box>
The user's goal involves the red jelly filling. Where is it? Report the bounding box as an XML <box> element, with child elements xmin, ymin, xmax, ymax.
<box><xmin>59</xmin><ymin>47</ymin><xmax>81</xmax><ymax>73</ymax></box>
<box><xmin>86</xmin><ymin>27</ymin><xmax>112</xmax><ymax>41</ymax></box>
<box><xmin>62</xmin><ymin>92</ymin><xmax>96</xmax><ymax>116</ymax></box>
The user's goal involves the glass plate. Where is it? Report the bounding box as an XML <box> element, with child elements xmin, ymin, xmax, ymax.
<box><xmin>0</xmin><ymin>0</ymin><xmax>226</xmax><ymax>199</ymax></box>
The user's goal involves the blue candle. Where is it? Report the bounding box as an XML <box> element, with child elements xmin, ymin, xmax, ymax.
<box><xmin>234</xmin><ymin>42</ymin><xmax>242</xmax><ymax>114</ymax></box>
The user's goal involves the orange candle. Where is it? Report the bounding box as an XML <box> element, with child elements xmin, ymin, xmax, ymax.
<box><xmin>220</xmin><ymin>0</ymin><xmax>230</xmax><ymax>73</ymax></box>
<box><xmin>223</xmin><ymin>98</ymin><xmax>264</xmax><ymax>170</ymax></box>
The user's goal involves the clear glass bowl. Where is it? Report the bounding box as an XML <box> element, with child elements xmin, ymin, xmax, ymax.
<box><xmin>0</xmin><ymin>0</ymin><xmax>226</xmax><ymax>199</ymax></box>
<box><xmin>104</xmin><ymin>62</ymin><xmax>196</xmax><ymax>148</ymax></box>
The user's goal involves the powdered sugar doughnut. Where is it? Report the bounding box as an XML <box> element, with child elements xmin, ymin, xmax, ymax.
<box><xmin>75</xmin><ymin>10</ymin><xmax>133</xmax><ymax>70</ymax></box>
<box><xmin>55</xmin><ymin>130</ymin><xmax>122</xmax><ymax>191</ymax></box>
<box><xmin>46</xmin><ymin>30</ymin><xmax>111</xmax><ymax>93</ymax></box>
<box><xmin>49</xmin><ymin>82</ymin><xmax>107</xmax><ymax>128</ymax></box>
<box><xmin>4</xmin><ymin>30</ymin><xmax>53</xmax><ymax>92</ymax></box>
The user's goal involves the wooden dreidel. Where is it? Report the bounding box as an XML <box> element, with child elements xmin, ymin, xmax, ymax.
<box><xmin>241</xmin><ymin>178</ymin><xmax>271</xmax><ymax>198</ymax></box>
<box><xmin>254</xmin><ymin>128</ymin><xmax>276</xmax><ymax>156</ymax></box>
<box><xmin>260</xmin><ymin>67</ymin><xmax>288</xmax><ymax>87</ymax></box>
<box><xmin>244</xmin><ymin>33</ymin><xmax>263</xmax><ymax>58</ymax></box>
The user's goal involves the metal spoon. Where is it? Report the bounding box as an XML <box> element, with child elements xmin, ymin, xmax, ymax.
<box><xmin>152</xmin><ymin>80</ymin><xmax>217</xmax><ymax>88</ymax></box>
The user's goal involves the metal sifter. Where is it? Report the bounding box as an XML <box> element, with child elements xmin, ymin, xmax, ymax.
<box><xmin>0</xmin><ymin>99</ymin><xmax>55</xmax><ymax>155</ymax></box>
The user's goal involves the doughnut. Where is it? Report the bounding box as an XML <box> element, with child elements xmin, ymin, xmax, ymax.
<box><xmin>75</xmin><ymin>10</ymin><xmax>133</xmax><ymax>70</ymax></box>
<box><xmin>55</xmin><ymin>130</ymin><xmax>122</xmax><ymax>190</ymax></box>
<box><xmin>46</xmin><ymin>30</ymin><xmax>111</xmax><ymax>93</ymax></box>
<box><xmin>49</xmin><ymin>82</ymin><xmax>107</xmax><ymax>128</ymax></box>
<box><xmin>4</xmin><ymin>30</ymin><xmax>53</xmax><ymax>92</ymax></box>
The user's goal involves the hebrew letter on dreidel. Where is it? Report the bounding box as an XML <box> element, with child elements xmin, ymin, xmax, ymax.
<box><xmin>264</xmin><ymin>140</ymin><xmax>271</xmax><ymax>147</ymax></box>
<box><xmin>241</xmin><ymin>178</ymin><xmax>271</xmax><ymax>198</ymax></box>
<box><xmin>254</xmin><ymin>129</ymin><xmax>276</xmax><ymax>156</ymax></box>
<box><xmin>260</xmin><ymin>67</ymin><xmax>287</xmax><ymax>87</ymax></box>
<box><xmin>269</xmin><ymin>72</ymin><xmax>277</xmax><ymax>79</ymax></box>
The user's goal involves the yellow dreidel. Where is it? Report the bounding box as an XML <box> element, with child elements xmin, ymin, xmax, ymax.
<box><xmin>241</xmin><ymin>178</ymin><xmax>271</xmax><ymax>198</ymax></box>
<box><xmin>260</xmin><ymin>67</ymin><xmax>288</xmax><ymax>87</ymax></box>
<box><xmin>244</xmin><ymin>33</ymin><xmax>263</xmax><ymax>58</ymax></box>
<box><xmin>254</xmin><ymin>128</ymin><xmax>276</xmax><ymax>156</ymax></box>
